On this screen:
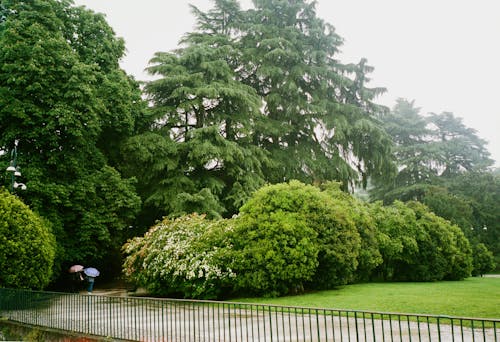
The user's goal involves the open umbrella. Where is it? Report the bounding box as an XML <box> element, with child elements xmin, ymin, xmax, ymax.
<box><xmin>83</xmin><ymin>267</ymin><xmax>100</xmax><ymax>277</ymax></box>
<box><xmin>69</xmin><ymin>265</ymin><xmax>84</xmax><ymax>273</ymax></box>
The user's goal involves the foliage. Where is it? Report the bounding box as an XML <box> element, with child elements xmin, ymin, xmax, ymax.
<box><xmin>58</xmin><ymin>166</ymin><xmax>141</xmax><ymax>269</ymax></box>
<box><xmin>407</xmin><ymin>173</ymin><xmax>499</xmax><ymax>270</ymax></box>
<box><xmin>371</xmin><ymin>98</ymin><xmax>498</xmax><ymax>268</ymax></box>
<box><xmin>0</xmin><ymin>189</ymin><xmax>56</xmax><ymax>289</ymax></box>
<box><xmin>238</xmin><ymin>1</ymin><xmax>395</xmax><ymax>187</ymax></box>
<box><xmin>407</xmin><ymin>201</ymin><xmax>472</xmax><ymax>280</ymax></box>
<box><xmin>370</xmin><ymin>200</ymin><xmax>472</xmax><ymax>281</ymax></box>
<box><xmin>322</xmin><ymin>182</ymin><xmax>382</xmax><ymax>281</ymax></box>
<box><xmin>0</xmin><ymin>0</ymin><xmax>143</xmax><ymax>280</ymax></box>
<box><xmin>471</xmin><ymin>242</ymin><xmax>495</xmax><ymax>276</ymax></box>
<box><xmin>2</xmin><ymin>0</ymin><xmax>491</xmax><ymax>290</ymax></box>
<box><xmin>420</xmin><ymin>186</ymin><xmax>474</xmax><ymax>232</ymax></box>
<box><xmin>444</xmin><ymin>172</ymin><xmax>500</xmax><ymax>268</ymax></box>
<box><xmin>230</xmin><ymin>190</ymin><xmax>318</xmax><ymax>296</ymax></box>
<box><xmin>371</xmin><ymin>99</ymin><xmax>435</xmax><ymax>201</ymax></box>
<box><xmin>137</xmin><ymin>3</ymin><xmax>269</xmax><ymax>222</ymax></box>
<box><xmin>123</xmin><ymin>181</ymin><xmax>364</xmax><ymax>298</ymax></box>
<box><xmin>231</xmin><ymin>181</ymin><xmax>360</xmax><ymax>295</ymax></box>
<box><xmin>122</xmin><ymin>180</ymin><xmax>482</xmax><ymax>299</ymax></box>
<box><xmin>428</xmin><ymin>112</ymin><xmax>493</xmax><ymax>175</ymax></box>
<box><xmin>369</xmin><ymin>201</ymin><xmax>420</xmax><ymax>280</ymax></box>
<box><xmin>230</xmin><ymin>210</ymin><xmax>318</xmax><ymax>297</ymax></box>
<box><xmin>371</xmin><ymin>98</ymin><xmax>493</xmax><ymax>203</ymax></box>
<box><xmin>135</xmin><ymin>0</ymin><xmax>395</xmax><ymax>224</ymax></box>
<box><xmin>123</xmin><ymin>214</ymin><xmax>235</xmax><ymax>299</ymax></box>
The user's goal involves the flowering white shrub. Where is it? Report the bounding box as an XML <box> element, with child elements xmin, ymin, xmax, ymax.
<box><xmin>123</xmin><ymin>214</ymin><xmax>235</xmax><ymax>299</ymax></box>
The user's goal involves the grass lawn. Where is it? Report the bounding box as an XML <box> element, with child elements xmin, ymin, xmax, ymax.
<box><xmin>233</xmin><ymin>277</ymin><xmax>500</xmax><ymax>318</ymax></box>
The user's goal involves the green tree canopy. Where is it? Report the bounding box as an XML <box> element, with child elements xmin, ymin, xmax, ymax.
<box><xmin>322</xmin><ymin>182</ymin><xmax>382</xmax><ymax>281</ymax></box>
<box><xmin>123</xmin><ymin>180</ymin><xmax>363</xmax><ymax>298</ymax></box>
<box><xmin>230</xmin><ymin>182</ymin><xmax>320</xmax><ymax>297</ymax></box>
<box><xmin>239</xmin><ymin>0</ymin><xmax>394</xmax><ymax>187</ymax></box>
<box><xmin>0</xmin><ymin>0</ymin><xmax>142</xmax><ymax>279</ymax></box>
<box><xmin>375</xmin><ymin>99</ymin><xmax>436</xmax><ymax>194</ymax></box>
<box><xmin>371</xmin><ymin>98</ymin><xmax>494</xmax><ymax>203</ymax></box>
<box><xmin>136</xmin><ymin>0</ymin><xmax>395</xmax><ymax>222</ymax></box>
<box><xmin>471</xmin><ymin>242</ymin><xmax>495</xmax><ymax>276</ymax></box>
<box><xmin>428</xmin><ymin>112</ymin><xmax>493</xmax><ymax>176</ymax></box>
<box><xmin>443</xmin><ymin>171</ymin><xmax>500</xmax><ymax>268</ymax></box>
<box><xmin>137</xmin><ymin>0</ymin><xmax>269</xmax><ymax>221</ymax></box>
<box><xmin>407</xmin><ymin>201</ymin><xmax>472</xmax><ymax>281</ymax></box>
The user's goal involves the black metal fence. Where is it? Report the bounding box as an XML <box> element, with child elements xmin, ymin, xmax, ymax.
<box><xmin>0</xmin><ymin>288</ymin><xmax>498</xmax><ymax>341</ymax></box>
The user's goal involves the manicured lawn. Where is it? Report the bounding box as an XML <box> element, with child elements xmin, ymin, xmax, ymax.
<box><xmin>233</xmin><ymin>277</ymin><xmax>500</xmax><ymax>318</ymax></box>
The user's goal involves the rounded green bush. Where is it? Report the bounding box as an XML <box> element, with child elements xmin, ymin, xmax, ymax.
<box><xmin>0</xmin><ymin>189</ymin><xmax>56</xmax><ymax>289</ymax></box>
<box><xmin>471</xmin><ymin>242</ymin><xmax>495</xmax><ymax>276</ymax></box>
<box><xmin>371</xmin><ymin>200</ymin><xmax>473</xmax><ymax>281</ymax></box>
<box><xmin>231</xmin><ymin>180</ymin><xmax>361</xmax><ymax>296</ymax></box>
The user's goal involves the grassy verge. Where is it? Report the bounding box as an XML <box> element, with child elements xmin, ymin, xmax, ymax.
<box><xmin>233</xmin><ymin>277</ymin><xmax>500</xmax><ymax>318</ymax></box>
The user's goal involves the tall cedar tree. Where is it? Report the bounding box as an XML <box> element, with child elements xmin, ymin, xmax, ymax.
<box><xmin>371</xmin><ymin>98</ymin><xmax>494</xmax><ymax>203</ymax></box>
<box><xmin>239</xmin><ymin>0</ymin><xmax>394</xmax><ymax>187</ymax></box>
<box><xmin>142</xmin><ymin>0</ymin><xmax>395</xmax><ymax>222</ymax></box>
<box><xmin>139</xmin><ymin>0</ymin><xmax>270</xmax><ymax>219</ymax></box>
<box><xmin>370</xmin><ymin>99</ymin><xmax>437</xmax><ymax>201</ymax></box>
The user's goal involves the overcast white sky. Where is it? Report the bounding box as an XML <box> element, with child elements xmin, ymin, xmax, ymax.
<box><xmin>73</xmin><ymin>0</ymin><xmax>500</xmax><ymax>166</ymax></box>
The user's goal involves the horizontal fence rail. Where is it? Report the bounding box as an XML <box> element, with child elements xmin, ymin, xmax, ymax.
<box><xmin>0</xmin><ymin>288</ymin><xmax>498</xmax><ymax>341</ymax></box>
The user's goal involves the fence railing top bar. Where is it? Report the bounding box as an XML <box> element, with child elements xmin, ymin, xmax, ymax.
<box><xmin>1</xmin><ymin>287</ymin><xmax>499</xmax><ymax>323</ymax></box>
<box><xmin>220</xmin><ymin>302</ymin><xmax>500</xmax><ymax>323</ymax></box>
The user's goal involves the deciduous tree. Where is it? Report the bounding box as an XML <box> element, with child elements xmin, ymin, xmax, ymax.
<box><xmin>0</xmin><ymin>0</ymin><xmax>141</xmax><ymax>279</ymax></box>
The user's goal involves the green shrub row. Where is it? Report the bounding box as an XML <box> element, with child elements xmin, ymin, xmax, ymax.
<box><xmin>122</xmin><ymin>181</ymin><xmax>492</xmax><ymax>299</ymax></box>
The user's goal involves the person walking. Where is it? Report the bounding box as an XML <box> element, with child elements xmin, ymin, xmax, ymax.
<box><xmin>83</xmin><ymin>267</ymin><xmax>100</xmax><ymax>294</ymax></box>
<box><xmin>86</xmin><ymin>275</ymin><xmax>95</xmax><ymax>294</ymax></box>
<box><xmin>68</xmin><ymin>265</ymin><xmax>85</xmax><ymax>292</ymax></box>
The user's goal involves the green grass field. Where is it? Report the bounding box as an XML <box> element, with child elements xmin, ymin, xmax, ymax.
<box><xmin>234</xmin><ymin>277</ymin><xmax>500</xmax><ymax>318</ymax></box>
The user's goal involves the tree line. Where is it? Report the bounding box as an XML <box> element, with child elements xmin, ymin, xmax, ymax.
<box><xmin>0</xmin><ymin>0</ymin><xmax>497</xmax><ymax>290</ymax></box>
